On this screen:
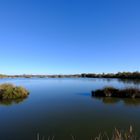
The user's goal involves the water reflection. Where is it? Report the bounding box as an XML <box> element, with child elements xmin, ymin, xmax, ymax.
<box><xmin>92</xmin><ymin>97</ymin><xmax>140</xmax><ymax>106</ymax></box>
<box><xmin>0</xmin><ymin>97</ymin><xmax>28</xmax><ymax>106</ymax></box>
<box><xmin>118</xmin><ymin>79</ymin><xmax>140</xmax><ymax>85</ymax></box>
<box><xmin>76</xmin><ymin>93</ymin><xmax>91</xmax><ymax>96</ymax></box>
<box><xmin>0</xmin><ymin>78</ymin><xmax>140</xmax><ymax>140</ymax></box>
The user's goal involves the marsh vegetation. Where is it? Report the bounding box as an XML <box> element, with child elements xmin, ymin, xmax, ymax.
<box><xmin>37</xmin><ymin>126</ymin><xmax>136</xmax><ymax>140</ymax></box>
<box><xmin>92</xmin><ymin>87</ymin><xmax>140</xmax><ymax>98</ymax></box>
<box><xmin>0</xmin><ymin>83</ymin><xmax>29</xmax><ymax>100</ymax></box>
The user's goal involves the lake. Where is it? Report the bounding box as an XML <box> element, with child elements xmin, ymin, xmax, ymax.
<box><xmin>0</xmin><ymin>78</ymin><xmax>140</xmax><ymax>140</ymax></box>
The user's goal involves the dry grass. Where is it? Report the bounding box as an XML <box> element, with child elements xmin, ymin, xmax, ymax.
<box><xmin>36</xmin><ymin>126</ymin><xmax>138</xmax><ymax>140</ymax></box>
<box><xmin>0</xmin><ymin>83</ymin><xmax>29</xmax><ymax>100</ymax></box>
<box><xmin>94</xmin><ymin>126</ymin><xmax>137</xmax><ymax>140</ymax></box>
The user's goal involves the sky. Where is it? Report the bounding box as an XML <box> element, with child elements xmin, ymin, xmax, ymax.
<box><xmin>0</xmin><ymin>0</ymin><xmax>140</xmax><ymax>75</ymax></box>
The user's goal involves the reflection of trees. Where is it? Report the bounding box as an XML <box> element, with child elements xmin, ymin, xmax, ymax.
<box><xmin>102</xmin><ymin>78</ymin><xmax>113</xmax><ymax>82</ymax></box>
<box><xmin>102</xmin><ymin>98</ymin><xmax>120</xmax><ymax>104</ymax></box>
<box><xmin>92</xmin><ymin>97</ymin><xmax>140</xmax><ymax>106</ymax></box>
<box><xmin>0</xmin><ymin>97</ymin><xmax>27</xmax><ymax>106</ymax></box>
<box><xmin>118</xmin><ymin>79</ymin><xmax>140</xmax><ymax>85</ymax></box>
<box><xmin>123</xmin><ymin>99</ymin><xmax>140</xmax><ymax>106</ymax></box>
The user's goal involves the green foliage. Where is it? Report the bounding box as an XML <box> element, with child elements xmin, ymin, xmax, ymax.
<box><xmin>0</xmin><ymin>83</ymin><xmax>29</xmax><ymax>100</ymax></box>
<box><xmin>81</xmin><ymin>71</ymin><xmax>140</xmax><ymax>79</ymax></box>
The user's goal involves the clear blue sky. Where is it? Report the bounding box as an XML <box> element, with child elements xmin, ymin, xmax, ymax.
<box><xmin>0</xmin><ymin>0</ymin><xmax>140</xmax><ymax>74</ymax></box>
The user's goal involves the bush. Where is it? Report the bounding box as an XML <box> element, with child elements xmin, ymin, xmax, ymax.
<box><xmin>0</xmin><ymin>83</ymin><xmax>29</xmax><ymax>100</ymax></box>
<box><xmin>92</xmin><ymin>87</ymin><xmax>140</xmax><ymax>98</ymax></box>
<box><xmin>104</xmin><ymin>87</ymin><xmax>119</xmax><ymax>97</ymax></box>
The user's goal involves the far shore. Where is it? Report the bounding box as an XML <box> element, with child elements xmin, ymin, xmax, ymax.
<box><xmin>0</xmin><ymin>72</ymin><xmax>140</xmax><ymax>79</ymax></box>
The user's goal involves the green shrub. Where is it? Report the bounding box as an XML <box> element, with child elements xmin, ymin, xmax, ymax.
<box><xmin>0</xmin><ymin>83</ymin><xmax>29</xmax><ymax>100</ymax></box>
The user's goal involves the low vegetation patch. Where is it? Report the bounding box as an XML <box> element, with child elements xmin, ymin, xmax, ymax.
<box><xmin>92</xmin><ymin>87</ymin><xmax>140</xmax><ymax>98</ymax></box>
<box><xmin>0</xmin><ymin>83</ymin><xmax>29</xmax><ymax>100</ymax></box>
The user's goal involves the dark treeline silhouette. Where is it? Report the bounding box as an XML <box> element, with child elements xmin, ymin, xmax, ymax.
<box><xmin>81</xmin><ymin>71</ymin><xmax>140</xmax><ymax>79</ymax></box>
<box><xmin>0</xmin><ymin>72</ymin><xmax>140</xmax><ymax>79</ymax></box>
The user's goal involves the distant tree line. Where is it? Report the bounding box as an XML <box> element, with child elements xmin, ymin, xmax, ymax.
<box><xmin>81</xmin><ymin>71</ymin><xmax>140</xmax><ymax>79</ymax></box>
<box><xmin>0</xmin><ymin>72</ymin><xmax>140</xmax><ymax>79</ymax></box>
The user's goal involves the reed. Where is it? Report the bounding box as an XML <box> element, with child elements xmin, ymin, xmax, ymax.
<box><xmin>36</xmin><ymin>126</ymin><xmax>137</xmax><ymax>140</ymax></box>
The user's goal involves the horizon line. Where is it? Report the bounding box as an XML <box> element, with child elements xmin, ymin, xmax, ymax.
<box><xmin>0</xmin><ymin>71</ymin><xmax>140</xmax><ymax>76</ymax></box>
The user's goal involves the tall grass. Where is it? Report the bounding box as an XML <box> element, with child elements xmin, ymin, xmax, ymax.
<box><xmin>36</xmin><ymin>126</ymin><xmax>137</xmax><ymax>140</ymax></box>
<box><xmin>94</xmin><ymin>126</ymin><xmax>136</xmax><ymax>140</ymax></box>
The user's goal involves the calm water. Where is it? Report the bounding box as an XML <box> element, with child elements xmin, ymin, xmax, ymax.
<box><xmin>0</xmin><ymin>78</ymin><xmax>140</xmax><ymax>140</ymax></box>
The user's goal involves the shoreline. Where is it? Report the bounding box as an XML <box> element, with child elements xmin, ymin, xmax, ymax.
<box><xmin>0</xmin><ymin>72</ymin><xmax>140</xmax><ymax>79</ymax></box>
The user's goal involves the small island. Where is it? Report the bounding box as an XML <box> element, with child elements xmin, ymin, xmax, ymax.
<box><xmin>0</xmin><ymin>84</ymin><xmax>29</xmax><ymax>100</ymax></box>
<box><xmin>92</xmin><ymin>87</ymin><xmax>140</xmax><ymax>98</ymax></box>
